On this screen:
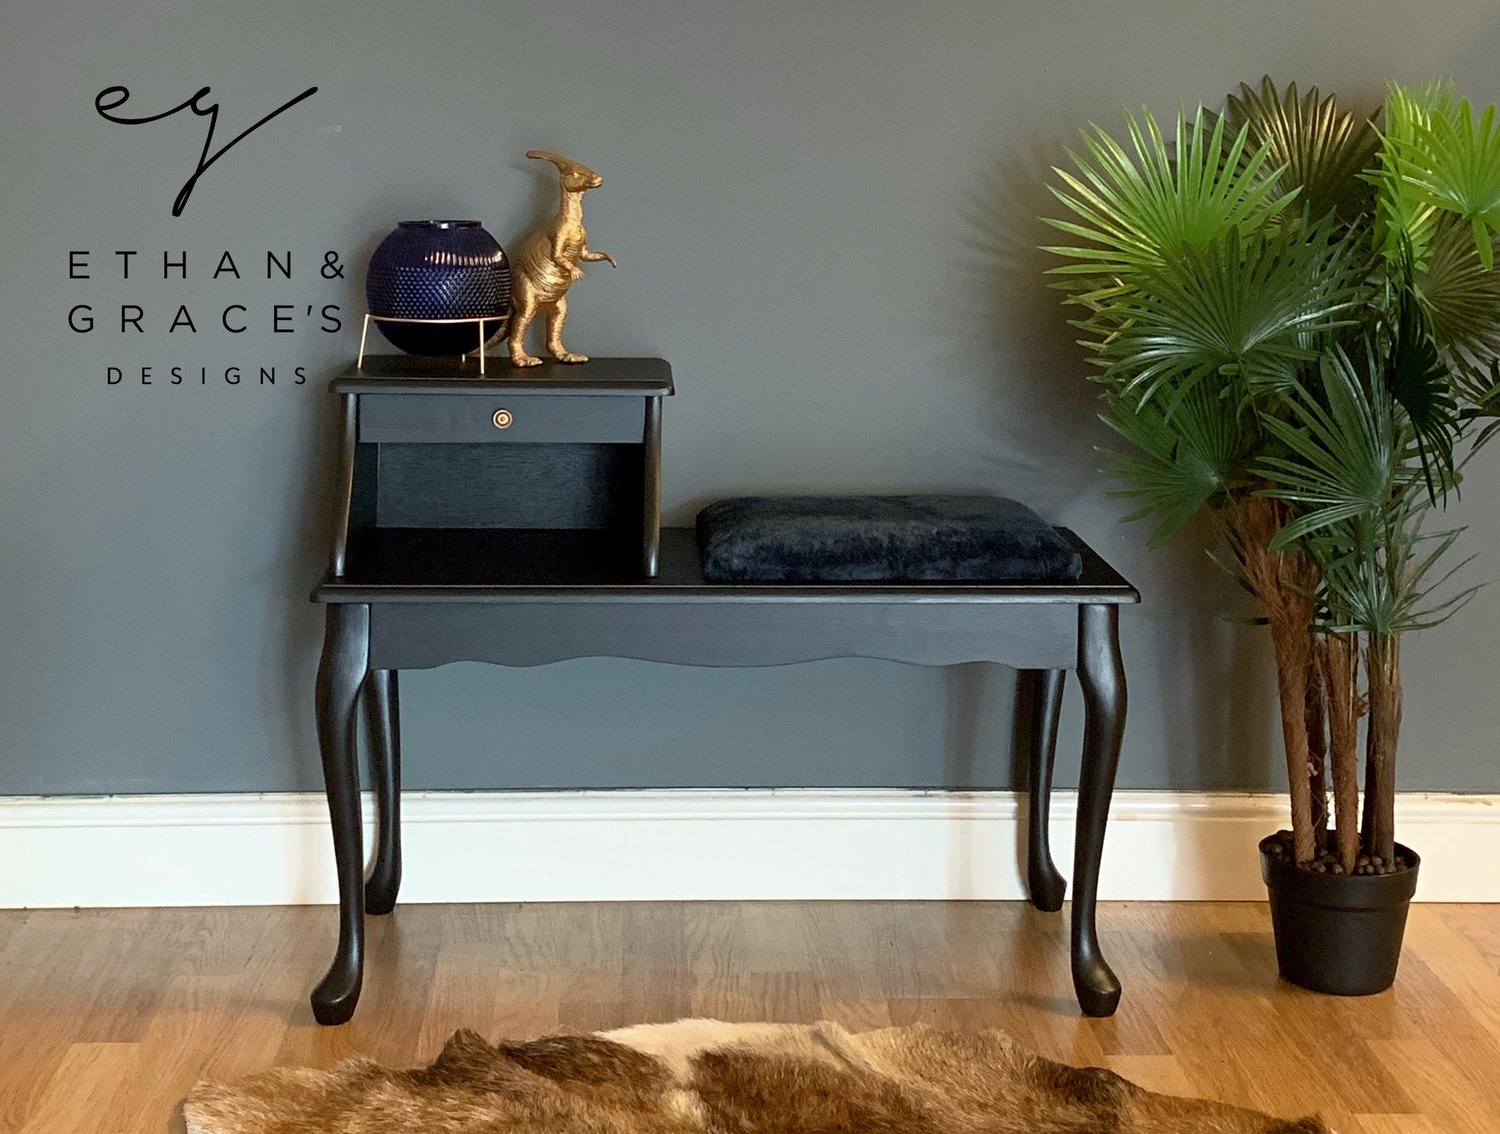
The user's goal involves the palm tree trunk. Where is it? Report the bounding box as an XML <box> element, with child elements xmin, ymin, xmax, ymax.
<box><xmin>1319</xmin><ymin>633</ymin><xmax>1360</xmax><ymax>873</ymax></box>
<box><xmin>1305</xmin><ymin>654</ymin><xmax>1329</xmax><ymax>855</ymax></box>
<box><xmin>1361</xmin><ymin>677</ymin><xmax>1377</xmax><ymax>854</ymax></box>
<box><xmin>1268</xmin><ymin>620</ymin><xmax>1317</xmax><ymax>864</ymax></box>
<box><xmin>1223</xmin><ymin>495</ymin><xmax>1320</xmax><ymax>865</ymax></box>
<box><xmin>1365</xmin><ymin>632</ymin><xmax>1402</xmax><ymax>865</ymax></box>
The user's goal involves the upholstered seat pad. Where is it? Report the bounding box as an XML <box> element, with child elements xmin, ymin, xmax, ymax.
<box><xmin>695</xmin><ymin>495</ymin><xmax>1083</xmax><ymax>582</ymax></box>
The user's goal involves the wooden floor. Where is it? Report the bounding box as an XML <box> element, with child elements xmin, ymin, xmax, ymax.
<box><xmin>1</xmin><ymin>902</ymin><xmax>1498</xmax><ymax>1133</ymax></box>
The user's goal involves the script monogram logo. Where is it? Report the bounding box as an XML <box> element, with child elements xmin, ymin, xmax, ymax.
<box><xmin>94</xmin><ymin>83</ymin><xmax>319</xmax><ymax>217</ymax></box>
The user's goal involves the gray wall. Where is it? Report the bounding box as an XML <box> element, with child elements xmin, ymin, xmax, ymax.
<box><xmin>3</xmin><ymin>0</ymin><xmax>1498</xmax><ymax>796</ymax></box>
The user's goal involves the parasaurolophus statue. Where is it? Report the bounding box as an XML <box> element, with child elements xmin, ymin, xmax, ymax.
<box><xmin>507</xmin><ymin>150</ymin><xmax>616</xmax><ymax>367</ymax></box>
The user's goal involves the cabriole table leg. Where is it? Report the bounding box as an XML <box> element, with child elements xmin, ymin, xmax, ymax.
<box><xmin>1071</xmin><ymin>603</ymin><xmax>1126</xmax><ymax>1017</ymax></box>
<box><xmin>362</xmin><ymin>668</ymin><xmax>402</xmax><ymax>915</ymax></box>
<box><xmin>1023</xmin><ymin>667</ymin><xmax>1068</xmax><ymax>912</ymax></box>
<box><xmin>311</xmin><ymin>602</ymin><xmax>370</xmax><ymax>1025</ymax></box>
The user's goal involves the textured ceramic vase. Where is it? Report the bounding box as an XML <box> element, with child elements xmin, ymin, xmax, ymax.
<box><xmin>364</xmin><ymin>220</ymin><xmax>511</xmax><ymax>356</ymax></box>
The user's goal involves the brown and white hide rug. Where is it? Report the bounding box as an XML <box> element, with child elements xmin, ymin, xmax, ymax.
<box><xmin>184</xmin><ymin>1018</ymin><xmax>1329</xmax><ymax>1134</ymax></box>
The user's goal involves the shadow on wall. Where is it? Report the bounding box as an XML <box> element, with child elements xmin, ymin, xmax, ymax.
<box><xmin>941</xmin><ymin>661</ymin><xmax>1014</xmax><ymax>790</ymax></box>
<box><xmin>262</xmin><ymin>373</ymin><xmax>348</xmax><ymax>793</ymax></box>
<box><xmin>941</xmin><ymin>134</ymin><xmax>1106</xmax><ymax>517</ymax></box>
<box><xmin>931</xmin><ymin>132</ymin><xmax>1281</xmax><ymax>793</ymax></box>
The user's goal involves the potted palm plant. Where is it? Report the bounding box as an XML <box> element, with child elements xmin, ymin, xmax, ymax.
<box><xmin>1043</xmin><ymin>77</ymin><xmax>1500</xmax><ymax>994</ymax></box>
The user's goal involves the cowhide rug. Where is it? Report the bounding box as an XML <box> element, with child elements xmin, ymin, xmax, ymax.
<box><xmin>184</xmin><ymin>1018</ymin><xmax>1328</xmax><ymax>1134</ymax></box>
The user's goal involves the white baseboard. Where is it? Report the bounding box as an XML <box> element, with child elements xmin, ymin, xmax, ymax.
<box><xmin>1</xmin><ymin>789</ymin><xmax>1496</xmax><ymax>909</ymax></box>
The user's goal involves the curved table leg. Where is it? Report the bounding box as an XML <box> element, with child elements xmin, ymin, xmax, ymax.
<box><xmin>362</xmin><ymin>669</ymin><xmax>402</xmax><ymax>915</ymax></box>
<box><xmin>312</xmin><ymin>602</ymin><xmax>369</xmax><ymax>1026</ymax></box>
<box><xmin>1072</xmin><ymin>604</ymin><xmax>1126</xmax><ymax>1017</ymax></box>
<box><xmin>1023</xmin><ymin>668</ymin><xmax>1067</xmax><ymax>912</ymax></box>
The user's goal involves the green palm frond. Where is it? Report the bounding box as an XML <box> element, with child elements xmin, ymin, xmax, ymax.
<box><xmin>1385</xmin><ymin>285</ymin><xmax>1459</xmax><ymax>497</ymax></box>
<box><xmin>1386</xmin><ymin>82</ymin><xmax>1500</xmax><ymax>268</ymax></box>
<box><xmin>1375</xmin><ymin>84</ymin><xmax>1446</xmax><ymax>269</ymax></box>
<box><xmin>1041</xmin><ymin>76</ymin><xmax>1500</xmax><ymax>595</ymax></box>
<box><xmin>1260</xmin><ymin>340</ymin><xmax>1480</xmax><ymax>634</ymax></box>
<box><xmin>1226</xmin><ymin>76</ymin><xmax>1381</xmax><ymax>223</ymax></box>
<box><xmin>1100</xmin><ymin>385</ymin><xmax>1258</xmax><ymax>546</ymax></box>
<box><xmin>1076</xmin><ymin>216</ymin><xmax>1365</xmax><ymax>407</ymax></box>
<box><xmin>1310</xmin><ymin>513</ymin><xmax>1480</xmax><ymax>636</ymax></box>
<box><xmin>1418</xmin><ymin>214</ymin><xmax>1500</xmax><ymax>376</ymax></box>
<box><xmin>1043</xmin><ymin>105</ymin><xmax>1299</xmax><ymax>291</ymax></box>
<box><xmin>1259</xmin><ymin>346</ymin><xmax>1402</xmax><ymax>546</ymax></box>
<box><xmin>1388</xmin><ymin>79</ymin><xmax>1459</xmax><ymax>119</ymax></box>
<box><xmin>1459</xmin><ymin>360</ymin><xmax>1500</xmax><ymax>449</ymax></box>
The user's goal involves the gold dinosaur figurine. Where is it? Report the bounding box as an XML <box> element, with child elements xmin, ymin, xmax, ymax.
<box><xmin>507</xmin><ymin>150</ymin><xmax>617</xmax><ymax>367</ymax></box>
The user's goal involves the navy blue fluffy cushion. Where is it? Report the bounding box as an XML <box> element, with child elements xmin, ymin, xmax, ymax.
<box><xmin>696</xmin><ymin>495</ymin><xmax>1083</xmax><ymax>582</ymax></box>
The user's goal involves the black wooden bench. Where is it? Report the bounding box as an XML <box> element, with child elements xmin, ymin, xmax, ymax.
<box><xmin>307</xmin><ymin>357</ymin><xmax>1138</xmax><ymax>1025</ymax></box>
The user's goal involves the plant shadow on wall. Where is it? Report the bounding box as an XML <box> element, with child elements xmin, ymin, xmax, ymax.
<box><xmin>952</xmin><ymin>145</ymin><xmax>1102</xmax><ymax>509</ymax></box>
<box><xmin>270</xmin><ymin>395</ymin><xmax>356</xmax><ymax>794</ymax></box>
<box><xmin>1043</xmin><ymin>77</ymin><xmax>1500</xmax><ymax>995</ymax></box>
<box><xmin>947</xmin><ymin>139</ymin><xmax>1279</xmax><ymax>794</ymax></box>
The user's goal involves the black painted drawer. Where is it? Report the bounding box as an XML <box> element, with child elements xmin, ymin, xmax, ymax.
<box><xmin>357</xmin><ymin>393</ymin><xmax>646</xmax><ymax>444</ymax></box>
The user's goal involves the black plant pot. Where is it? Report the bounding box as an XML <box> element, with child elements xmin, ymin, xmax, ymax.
<box><xmin>1259</xmin><ymin>834</ymin><xmax>1420</xmax><ymax>996</ymax></box>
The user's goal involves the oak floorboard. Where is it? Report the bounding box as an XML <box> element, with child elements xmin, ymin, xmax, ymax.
<box><xmin>1101</xmin><ymin>1053</ymin><xmax>1196</xmax><ymax>1098</ymax></box>
<box><xmin>0</xmin><ymin>902</ymin><xmax>1496</xmax><ymax>1132</ymax></box>
<box><xmin>19</xmin><ymin>1043</ymin><xmax>142</xmax><ymax>1134</ymax></box>
<box><xmin>1344</xmin><ymin>1116</ymin><xmax>1450</xmax><ymax>1134</ymax></box>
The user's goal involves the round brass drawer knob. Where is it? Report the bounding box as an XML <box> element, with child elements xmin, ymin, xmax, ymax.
<box><xmin>492</xmin><ymin>408</ymin><xmax>513</xmax><ymax>429</ymax></box>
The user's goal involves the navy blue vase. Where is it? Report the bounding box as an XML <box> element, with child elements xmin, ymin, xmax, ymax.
<box><xmin>364</xmin><ymin>220</ymin><xmax>511</xmax><ymax>356</ymax></box>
